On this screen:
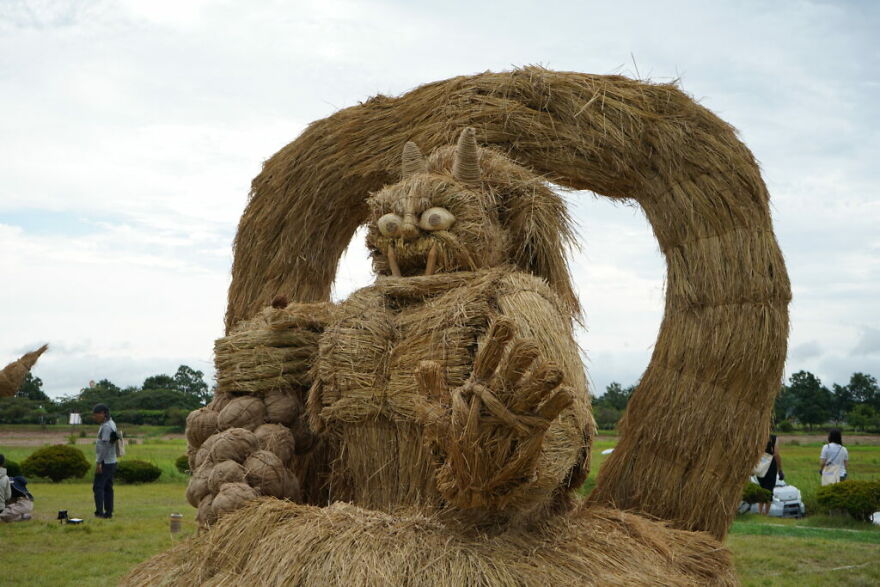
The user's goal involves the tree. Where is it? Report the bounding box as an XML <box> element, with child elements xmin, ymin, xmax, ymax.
<box><xmin>142</xmin><ymin>374</ymin><xmax>177</xmax><ymax>391</ymax></box>
<box><xmin>16</xmin><ymin>372</ymin><xmax>50</xmax><ymax>402</ymax></box>
<box><xmin>831</xmin><ymin>383</ymin><xmax>855</xmax><ymax>423</ymax></box>
<box><xmin>594</xmin><ymin>382</ymin><xmax>635</xmax><ymax>411</ymax></box>
<box><xmin>848</xmin><ymin>404</ymin><xmax>879</xmax><ymax>433</ymax></box>
<box><xmin>173</xmin><ymin>365</ymin><xmax>211</xmax><ymax>406</ymax></box>
<box><xmin>787</xmin><ymin>371</ymin><xmax>831</xmax><ymax>430</ymax></box>
<box><xmin>846</xmin><ymin>372</ymin><xmax>879</xmax><ymax>409</ymax></box>
<box><xmin>774</xmin><ymin>384</ymin><xmax>796</xmax><ymax>423</ymax></box>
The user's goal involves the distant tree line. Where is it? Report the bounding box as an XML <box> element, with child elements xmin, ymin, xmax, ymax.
<box><xmin>592</xmin><ymin>370</ymin><xmax>880</xmax><ymax>432</ymax></box>
<box><xmin>0</xmin><ymin>365</ymin><xmax>211</xmax><ymax>427</ymax></box>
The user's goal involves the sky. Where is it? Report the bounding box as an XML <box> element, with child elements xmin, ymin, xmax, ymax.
<box><xmin>1</xmin><ymin>0</ymin><xmax>878</xmax><ymax>400</ymax></box>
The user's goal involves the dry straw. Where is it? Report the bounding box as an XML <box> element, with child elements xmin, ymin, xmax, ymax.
<box><xmin>130</xmin><ymin>67</ymin><xmax>789</xmax><ymax>584</ymax></box>
<box><xmin>124</xmin><ymin>500</ymin><xmax>736</xmax><ymax>585</ymax></box>
<box><xmin>0</xmin><ymin>344</ymin><xmax>48</xmax><ymax>398</ymax></box>
<box><xmin>221</xmin><ymin>67</ymin><xmax>789</xmax><ymax>539</ymax></box>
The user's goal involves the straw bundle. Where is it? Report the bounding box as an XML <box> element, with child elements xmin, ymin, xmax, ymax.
<box><xmin>221</xmin><ymin>68</ymin><xmax>789</xmax><ymax>539</ymax></box>
<box><xmin>208</xmin><ymin>460</ymin><xmax>247</xmax><ymax>494</ymax></box>
<box><xmin>185</xmin><ymin>466</ymin><xmax>211</xmax><ymax>508</ymax></box>
<box><xmin>211</xmin><ymin>483</ymin><xmax>259</xmax><ymax>518</ymax></box>
<box><xmin>209</xmin><ymin>428</ymin><xmax>259</xmax><ymax>463</ymax></box>
<box><xmin>193</xmin><ymin>434</ymin><xmax>219</xmax><ymax>470</ymax></box>
<box><xmin>243</xmin><ymin>450</ymin><xmax>298</xmax><ymax>499</ymax></box>
<box><xmin>263</xmin><ymin>390</ymin><xmax>300</xmax><ymax>426</ymax></box>
<box><xmin>124</xmin><ymin>500</ymin><xmax>735</xmax><ymax>586</ymax></box>
<box><xmin>213</xmin><ymin>302</ymin><xmax>329</xmax><ymax>395</ymax></box>
<box><xmin>196</xmin><ymin>494</ymin><xmax>216</xmax><ymax>527</ymax></box>
<box><xmin>185</xmin><ymin>407</ymin><xmax>219</xmax><ymax>448</ymax></box>
<box><xmin>208</xmin><ymin>391</ymin><xmax>233</xmax><ymax>412</ymax></box>
<box><xmin>254</xmin><ymin>423</ymin><xmax>296</xmax><ymax>464</ymax></box>
<box><xmin>0</xmin><ymin>344</ymin><xmax>48</xmax><ymax>398</ymax></box>
<box><xmin>217</xmin><ymin>396</ymin><xmax>266</xmax><ymax>431</ymax></box>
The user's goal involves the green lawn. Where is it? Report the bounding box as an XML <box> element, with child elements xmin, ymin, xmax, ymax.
<box><xmin>2</xmin><ymin>430</ymin><xmax>879</xmax><ymax>585</ymax></box>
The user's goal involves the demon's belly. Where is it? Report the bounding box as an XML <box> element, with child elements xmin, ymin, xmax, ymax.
<box><xmin>312</xmin><ymin>274</ymin><xmax>497</xmax><ymax>510</ymax></box>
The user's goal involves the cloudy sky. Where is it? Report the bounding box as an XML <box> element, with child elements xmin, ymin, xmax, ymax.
<box><xmin>1</xmin><ymin>0</ymin><xmax>877</xmax><ymax>400</ymax></box>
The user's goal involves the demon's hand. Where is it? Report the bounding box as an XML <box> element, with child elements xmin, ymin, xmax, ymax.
<box><xmin>418</xmin><ymin>318</ymin><xmax>572</xmax><ymax>510</ymax></box>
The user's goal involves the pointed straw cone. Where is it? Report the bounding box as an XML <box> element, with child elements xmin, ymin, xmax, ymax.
<box><xmin>0</xmin><ymin>344</ymin><xmax>48</xmax><ymax>397</ymax></box>
<box><xmin>452</xmin><ymin>127</ymin><xmax>480</xmax><ymax>184</ymax></box>
<box><xmin>401</xmin><ymin>141</ymin><xmax>427</xmax><ymax>178</ymax></box>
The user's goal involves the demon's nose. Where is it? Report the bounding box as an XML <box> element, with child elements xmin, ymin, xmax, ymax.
<box><xmin>401</xmin><ymin>213</ymin><xmax>420</xmax><ymax>241</ymax></box>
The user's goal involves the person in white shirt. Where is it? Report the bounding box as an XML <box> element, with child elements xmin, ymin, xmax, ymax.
<box><xmin>820</xmin><ymin>428</ymin><xmax>849</xmax><ymax>484</ymax></box>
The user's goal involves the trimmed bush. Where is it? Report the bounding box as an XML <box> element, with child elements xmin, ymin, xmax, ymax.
<box><xmin>816</xmin><ymin>480</ymin><xmax>880</xmax><ymax>522</ymax></box>
<box><xmin>4</xmin><ymin>459</ymin><xmax>22</xmax><ymax>477</ymax></box>
<box><xmin>776</xmin><ymin>420</ymin><xmax>794</xmax><ymax>433</ymax></box>
<box><xmin>116</xmin><ymin>459</ymin><xmax>162</xmax><ymax>484</ymax></box>
<box><xmin>22</xmin><ymin>445</ymin><xmax>90</xmax><ymax>482</ymax></box>
<box><xmin>175</xmin><ymin>454</ymin><xmax>190</xmax><ymax>474</ymax></box>
<box><xmin>742</xmin><ymin>482</ymin><xmax>773</xmax><ymax>505</ymax></box>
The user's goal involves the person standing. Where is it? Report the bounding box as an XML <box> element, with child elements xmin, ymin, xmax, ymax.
<box><xmin>756</xmin><ymin>434</ymin><xmax>784</xmax><ymax>515</ymax></box>
<box><xmin>92</xmin><ymin>403</ymin><xmax>118</xmax><ymax>519</ymax></box>
<box><xmin>820</xmin><ymin>428</ymin><xmax>849</xmax><ymax>485</ymax></box>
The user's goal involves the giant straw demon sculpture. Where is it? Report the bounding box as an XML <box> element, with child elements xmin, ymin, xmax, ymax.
<box><xmin>128</xmin><ymin>68</ymin><xmax>790</xmax><ymax>585</ymax></box>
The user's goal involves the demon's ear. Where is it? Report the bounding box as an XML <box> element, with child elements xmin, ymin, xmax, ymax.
<box><xmin>453</xmin><ymin>127</ymin><xmax>480</xmax><ymax>185</ymax></box>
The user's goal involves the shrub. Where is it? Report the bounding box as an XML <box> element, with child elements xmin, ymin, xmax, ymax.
<box><xmin>116</xmin><ymin>460</ymin><xmax>162</xmax><ymax>484</ymax></box>
<box><xmin>114</xmin><ymin>409</ymin><xmax>166</xmax><ymax>425</ymax></box>
<box><xmin>165</xmin><ymin>408</ymin><xmax>189</xmax><ymax>430</ymax></box>
<box><xmin>776</xmin><ymin>420</ymin><xmax>794</xmax><ymax>433</ymax></box>
<box><xmin>175</xmin><ymin>454</ymin><xmax>190</xmax><ymax>474</ymax></box>
<box><xmin>22</xmin><ymin>445</ymin><xmax>90</xmax><ymax>482</ymax></box>
<box><xmin>4</xmin><ymin>459</ymin><xmax>22</xmax><ymax>477</ymax></box>
<box><xmin>816</xmin><ymin>480</ymin><xmax>880</xmax><ymax>522</ymax></box>
<box><xmin>742</xmin><ymin>482</ymin><xmax>773</xmax><ymax>504</ymax></box>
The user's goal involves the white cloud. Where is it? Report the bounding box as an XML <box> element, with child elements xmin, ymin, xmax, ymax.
<box><xmin>2</xmin><ymin>0</ymin><xmax>878</xmax><ymax>399</ymax></box>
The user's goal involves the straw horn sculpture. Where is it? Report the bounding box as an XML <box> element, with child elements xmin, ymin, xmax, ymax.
<box><xmin>127</xmin><ymin>67</ymin><xmax>790</xmax><ymax>585</ymax></box>
<box><xmin>0</xmin><ymin>344</ymin><xmax>48</xmax><ymax>398</ymax></box>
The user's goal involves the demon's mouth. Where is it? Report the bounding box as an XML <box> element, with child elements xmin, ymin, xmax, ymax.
<box><xmin>373</xmin><ymin>233</ymin><xmax>476</xmax><ymax>278</ymax></box>
<box><xmin>387</xmin><ymin>242</ymin><xmax>438</xmax><ymax>277</ymax></box>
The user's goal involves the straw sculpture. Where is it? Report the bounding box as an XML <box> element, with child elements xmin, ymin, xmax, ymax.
<box><xmin>0</xmin><ymin>344</ymin><xmax>48</xmax><ymax>398</ymax></box>
<box><xmin>130</xmin><ymin>67</ymin><xmax>789</xmax><ymax>585</ymax></box>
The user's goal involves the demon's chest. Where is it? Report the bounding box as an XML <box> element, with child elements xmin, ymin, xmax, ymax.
<box><xmin>313</xmin><ymin>273</ymin><xmax>499</xmax><ymax>425</ymax></box>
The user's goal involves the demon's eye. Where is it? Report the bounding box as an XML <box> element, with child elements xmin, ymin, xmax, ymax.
<box><xmin>377</xmin><ymin>213</ymin><xmax>404</xmax><ymax>237</ymax></box>
<box><xmin>418</xmin><ymin>207</ymin><xmax>455</xmax><ymax>231</ymax></box>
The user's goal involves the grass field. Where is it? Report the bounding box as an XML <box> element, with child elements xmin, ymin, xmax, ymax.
<box><xmin>2</xmin><ymin>426</ymin><xmax>879</xmax><ymax>585</ymax></box>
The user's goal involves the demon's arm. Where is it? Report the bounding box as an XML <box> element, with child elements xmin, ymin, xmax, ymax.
<box><xmin>420</xmin><ymin>276</ymin><xmax>593</xmax><ymax>519</ymax></box>
<box><xmin>184</xmin><ymin>300</ymin><xmax>335</xmax><ymax>526</ymax></box>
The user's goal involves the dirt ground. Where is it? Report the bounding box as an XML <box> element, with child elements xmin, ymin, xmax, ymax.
<box><xmin>0</xmin><ymin>427</ymin><xmax>184</xmax><ymax>446</ymax></box>
<box><xmin>777</xmin><ymin>434</ymin><xmax>880</xmax><ymax>446</ymax></box>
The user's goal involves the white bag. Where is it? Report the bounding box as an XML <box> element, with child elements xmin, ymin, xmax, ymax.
<box><xmin>114</xmin><ymin>430</ymin><xmax>126</xmax><ymax>458</ymax></box>
<box><xmin>752</xmin><ymin>453</ymin><xmax>773</xmax><ymax>477</ymax></box>
<box><xmin>821</xmin><ymin>463</ymin><xmax>841</xmax><ymax>486</ymax></box>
